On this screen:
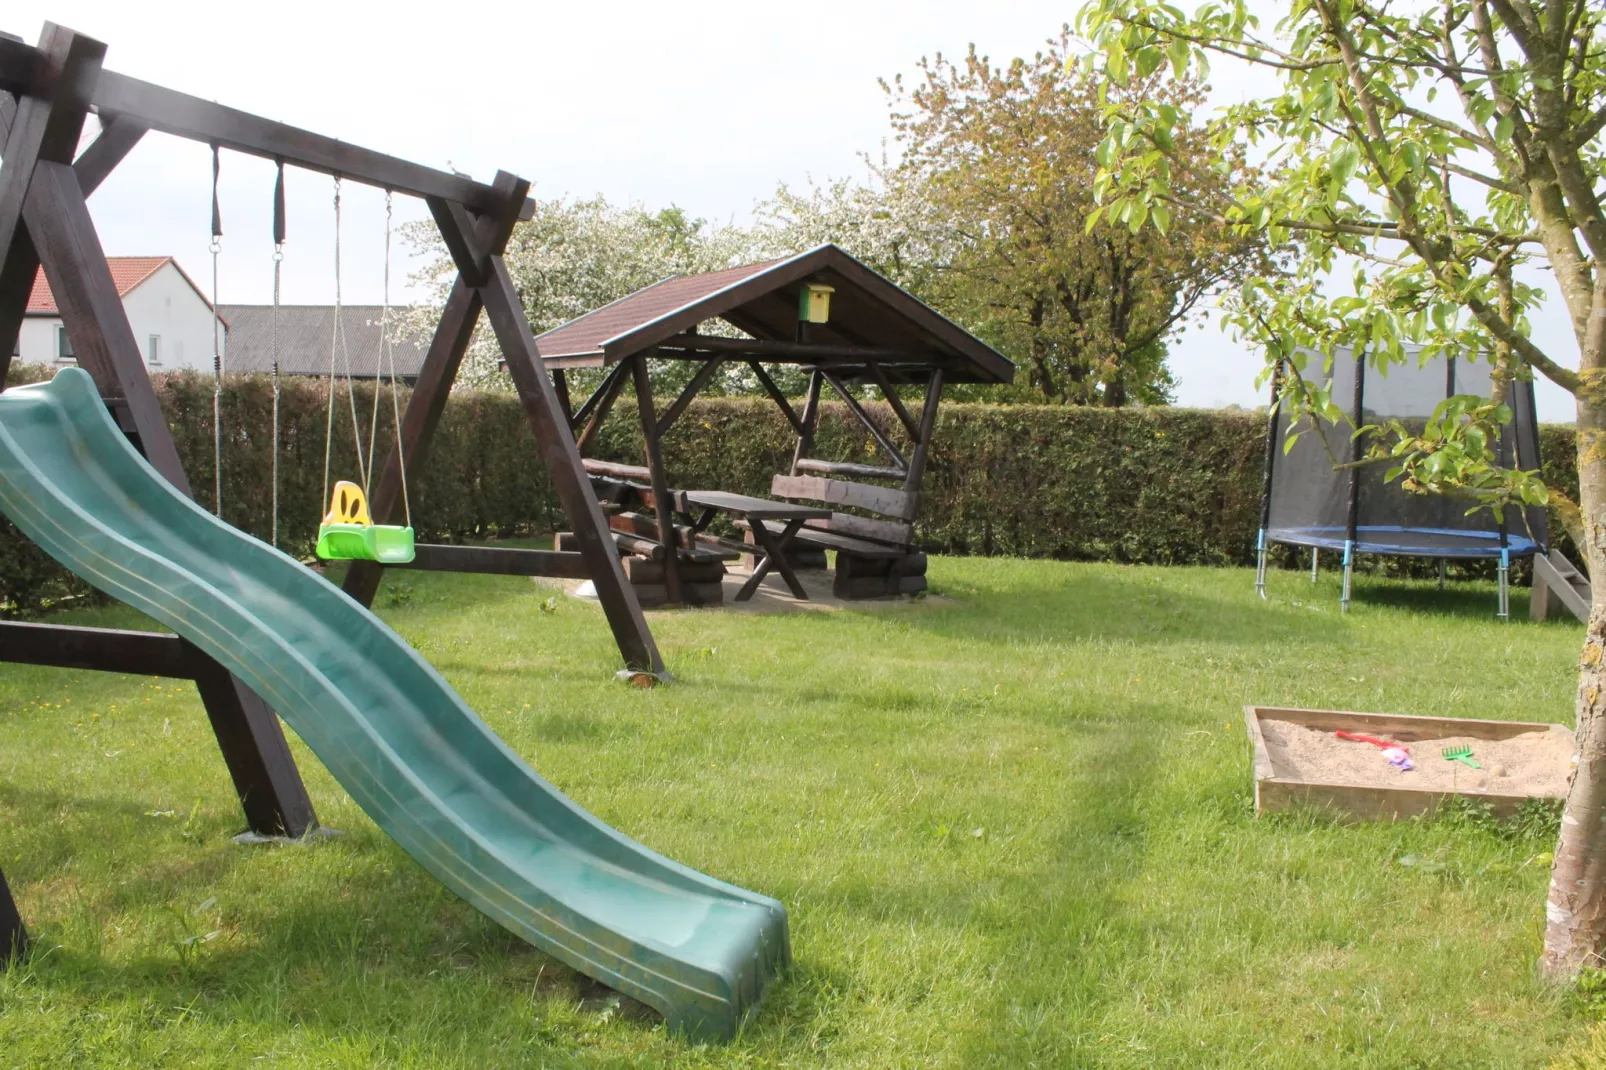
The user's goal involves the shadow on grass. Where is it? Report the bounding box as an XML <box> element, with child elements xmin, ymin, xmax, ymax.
<box><xmin>1347</xmin><ymin>578</ymin><xmax>1527</xmax><ymax>622</ymax></box>
<box><xmin>875</xmin><ymin>567</ymin><xmax>1341</xmax><ymax>649</ymax></box>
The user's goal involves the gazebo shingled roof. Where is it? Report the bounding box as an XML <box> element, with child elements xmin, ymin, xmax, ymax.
<box><xmin>535</xmin><ymin>244</ymin><xmax>1014</xmax><ymax>385</ymax></box>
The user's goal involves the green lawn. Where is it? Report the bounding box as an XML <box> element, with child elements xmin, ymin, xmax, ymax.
<box><xmin>0</xmin><ymin>557</ymin><xmax>1597</xmax><ymax>1067</ymax></box>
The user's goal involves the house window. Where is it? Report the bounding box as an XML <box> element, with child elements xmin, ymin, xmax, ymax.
<box><xmin>55</xmin><ymin>325</ymin><xmax>74</xmax><ymax>363</ymax></box>
<box><xmin>147</xmin><ymin>334</ymin><xmax>162</xmax><ymax>367</ymax></box>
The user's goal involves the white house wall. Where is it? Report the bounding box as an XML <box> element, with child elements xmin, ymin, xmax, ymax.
<box><xmin>117</xmin><ymin>262</ymin><xmax>218</xmax><ymax>373</ymax></box>
<box><xmin>17</xmin><ymin>262</ymin><xmax>220</xmax><ymax>372</ymax></box>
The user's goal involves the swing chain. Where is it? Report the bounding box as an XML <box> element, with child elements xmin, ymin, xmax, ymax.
<box><xmin>209</xmin><ymin>143</ymin><xmax>224</xmax><ymax>518</ymax></box>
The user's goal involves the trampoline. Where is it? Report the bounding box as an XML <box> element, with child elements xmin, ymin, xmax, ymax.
<box><xmin>1254</xmin><ymin>345</ymin><xmax>1547</xmax><ymax>616</ymax></box>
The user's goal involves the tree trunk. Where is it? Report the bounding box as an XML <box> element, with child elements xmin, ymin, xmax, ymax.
<box><xmin>1542</xmin><ymin>402</ymin><xmax>1606</xmax><ymax>978</ymax></box>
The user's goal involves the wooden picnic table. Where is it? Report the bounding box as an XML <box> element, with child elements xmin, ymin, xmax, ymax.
<box><xmin>681</xmin><ymin>490</ymin><xmax>831</xmax><ymax>602</ymax></box>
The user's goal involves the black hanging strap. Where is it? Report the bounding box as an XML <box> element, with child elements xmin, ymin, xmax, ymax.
<box><xmin>272</xmin><ymin>159</ymin><xmax>286</xmax><ymax>246</ymax></box>
<box><xmin>210</xmin><ymin>144</ymin><xmax>223</xmax><ymax>239</ymax></box>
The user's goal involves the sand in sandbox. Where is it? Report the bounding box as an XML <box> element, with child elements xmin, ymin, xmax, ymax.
<box><xmin>1259</xmin><ymin>719</ymin><xmax>1575</xmax><ymax>797</ymax></box>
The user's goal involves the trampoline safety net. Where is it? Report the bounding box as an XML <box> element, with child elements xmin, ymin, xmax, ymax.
<box><xmin>1263</xmin><ymin>346</ymin><xmax>1548</xmax><ymax>560</ymax></box>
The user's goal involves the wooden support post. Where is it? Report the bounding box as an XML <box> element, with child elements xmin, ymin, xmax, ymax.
<box><xmin>0</xmin><ymin>32</ymin><xmax>317</xmax><ymax>836</ymax></box>
<box><xmin>463</xmin><ymin>182</ymin><xmax>661</xmax><ymax>674</ymax></box>
<box><xmin>633</xmin><ymin>351</ymin><xmax>682</xmax><ymax>604</ymax></box>
<box><xmin>575</xmin><ymin>361</ymin><xmax>631</xmax><ymax>454</ymax></box>
<box><xmin>790</xmin><ymin>370</ymin><xmax>823</xmax><ymax>477</ymax></box>
<box><xmin>551</xmin><ymin>367</ymin><xmax>573</xmax><ymax>427</ymax></box>
<box><xmin>0</xmin><ymin>865</ymin><xmax>24</xmax><ymax>962</ymax></box>
<box><xmin>903</xmin><ymin>369</ymin><xmax>944</xmax><ymax>494</ymax></box>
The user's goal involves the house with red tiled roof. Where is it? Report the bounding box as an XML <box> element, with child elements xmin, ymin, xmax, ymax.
<box><xmin>15</xmin><ymin>257</ymin><xmax>221</xmax><ymax>372</ymax></box>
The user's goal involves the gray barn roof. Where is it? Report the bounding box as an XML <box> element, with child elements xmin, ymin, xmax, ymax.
<box><xmin>219</xmin><ymin>305</ymin><xmax>428</xmax><ymax>380</ymax></box>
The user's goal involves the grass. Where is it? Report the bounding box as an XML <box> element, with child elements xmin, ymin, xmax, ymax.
<box><xmin>0</xmin><ymin>556</ymin><xmax>1596</xmax><ymax>1067</ymax></box>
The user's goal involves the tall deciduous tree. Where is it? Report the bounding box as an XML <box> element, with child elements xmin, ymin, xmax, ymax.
<box><xmin>1079</xmin><ymin>0</ymin><xmax>1606</xmax><ymax>976</ymax></box>
<box><xmin>881</xmin><ymin>34</ymin><xmax>1274</xmax><ymax>405</ymax></box>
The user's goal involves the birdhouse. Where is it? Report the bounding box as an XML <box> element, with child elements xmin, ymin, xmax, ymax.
<box><xmin>798</xmin><ymin>283</ymin><xmax>835</xmax><ymax>324</ymax></box>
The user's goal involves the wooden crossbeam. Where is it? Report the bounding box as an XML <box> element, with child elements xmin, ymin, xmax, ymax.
<box><xmin>391</xmin><ymin>544</ymin><xmax>592</xmax><ymax>579</ymax></box>
<box><xmin>821</xmin><ymin>372</ymin><xmax>907</xmax><ymax>472</ymax></box>
<box><xmin>657</xmin><ymin>332</ymin><xmax>935</xmax><ymax>365</ymax></box>
<box><xmin>0</xmin><ymin>30</ymin><xmax>534</xmax><ymax>218</ymax></box>
<box><xmin>656</xmin><ymin>357</ymin><xmax>725</xmax><ymax>438</ymax></box>
<box><xmin>865</xmin><ymin>361</ymin><xmax>921</xmax><ymax>441</ymax></box>
<box><xmin>747</xmin><ymin>361</ymin><xmax>806</xmax><ymax>436</ymax></box>
<box><xmin>0</xmin><ymin>620</ymin><xmax>192</xmax><ymax>676</ymax></box>
<box><xmin>575</xmin><ymin>361</ymin><xmax>632</xmax><ymax>451</ymax></box>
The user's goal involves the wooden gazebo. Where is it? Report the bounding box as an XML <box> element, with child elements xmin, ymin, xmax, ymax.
<box><xmin>536</xmin><ymin>244</ymin><xmax>1014</xmax><ymax>605</ymax></box>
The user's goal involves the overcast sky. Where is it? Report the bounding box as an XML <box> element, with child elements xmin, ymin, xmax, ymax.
<box><xmin>7</xmin><ymin>1</ymin><xmax>1582</xmax><ymax>421</ymax></box>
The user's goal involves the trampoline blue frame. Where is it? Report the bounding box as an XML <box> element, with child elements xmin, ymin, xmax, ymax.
<box><xmin>1266</xmin><ymin>525</ymin><xmax>1541</xmax><ymax>560</ymax></box>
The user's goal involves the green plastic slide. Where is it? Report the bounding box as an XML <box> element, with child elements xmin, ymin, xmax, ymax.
<box><xmin>0</xmin><ymin>369</ymin><xmax>788</xmax><ymax>1040</ymax></box>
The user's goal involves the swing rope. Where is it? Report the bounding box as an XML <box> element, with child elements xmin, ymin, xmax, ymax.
<box><xmin>367</xmin><ymin>191</ymin><xmax>412</xmax><ymax>528</ymax></box>
<box><xmin>270</xmin><ymin>159</ymin><xmax>286</xmax><ymax>549</ymax></box>
<box><xmin>209</xmin><ymin>145</ymin><xmax>224</xmax><ymax>517</ymax></box>
<box><xmin>322</xmin><ymin>176</ymin><xmax>368</xmax><ymax>517</ymax></box>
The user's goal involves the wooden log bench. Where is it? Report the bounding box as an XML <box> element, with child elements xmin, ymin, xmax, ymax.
<box><xmin>758</xmin><ymin>473</ymin><xmax>930</xmax><ymax>598</ymax></box>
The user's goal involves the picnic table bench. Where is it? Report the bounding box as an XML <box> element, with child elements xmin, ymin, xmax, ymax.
<box><xmin>682</xmin><ymin>490</ymin><xmax>830</xmax><ymax>601</ymax></box>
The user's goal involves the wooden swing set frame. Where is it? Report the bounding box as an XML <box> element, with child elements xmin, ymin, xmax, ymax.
<box><xmin>0</xmin><ymin>22</ymin><xmax>664</xmax><ymax>958</ymax></box>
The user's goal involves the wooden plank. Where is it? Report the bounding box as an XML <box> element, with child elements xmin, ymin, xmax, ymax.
<box><xmin>655</xmin><ymin>357</ymin><xmax>725</xmax><ymax>438</ymax></box>
<box><xmin>808</xmin><ymin>512</ymin><xmax>913</xmax><ymax>547</ymax></box>
<box><xmin>794</xmin><ymin>458</ymin><xmax>908</xmax><ymax>481</ymax></box>
<box><xmin>1533</xmin><ymin>551</ymin><xmax>1589</xmax><ymax>623</ymax></box>
<box><xmin>632</xmin><ymin>351</ymin><xmax>681</xmax><ymax>604</ymax></box>
<box><xmin>770</xmin><ymin>473</ymin><xmax>917</xmax><ymax>521</ymax></box>
<box><xmin>822</xmin><ymin>372</ymin><xmax>907</xmax><ymax>471</ymax></box>
<box><xmin>0</xmin><ymin>620</ymin><xmax>191</xmax><ymax>676</ymax></box>
<box><xmin>745</xmin><ymin>518</ymin><xmax>904</xmax><ymax>558</ymax></box>
<box><xmin>583</xmin><ymin>457</ymin><xmax>653</xmax><ymax>482</ymax></box>
<box><xmin>682</xmin><ymin>489</ymin><xmax>831</xmax><ymax>521</ymax></box>
<box><xmin>630</xmin><ymin>581</ymin><xmax>725</xmax><ymax>608</ymax></box>
<box><xmin>478</xmin><ymin>242</ymin><xmax>664</xmax><ymax>676</ymax></box>
<box><xmin>865</xmin><ymin>360</ymin><xmax>921</xmax><ymax>440</ymax></box>
<box><xmin>0</xmin><ymin>864</ymin><xmax>24</xmax><ymax>962</ymax></box>
<box><xmin>623</xmin><ymin>557</ymin><xmax>727</xmax><ymax>584</ymax></box>
<box><xmin>746</xmin><ymin>361</ymin><xmax>806</xmax><ymax>436</ymax></box>
<box><xmin>389</xmin><ymin>543</ymin><xmax>591</xmax><ymax>579</ymax></box>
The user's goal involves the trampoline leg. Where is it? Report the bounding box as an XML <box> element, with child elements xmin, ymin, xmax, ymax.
<box><xmin>1340</xmin><ymin>540</ymin><xmax>1354</xmax><ymax>613</ymax></box>
<box><xmin>1255</xmin><ymin>529</ymin><xmax>1268</xmax><ymax>599</ymax></box>
<box><xmin>1310</xmin><ymin>549</ymin><xmax>1319</xmax><ymax>584</ymax></box>
<box><xmin>1438</xmin><ymin>558</ymin><xmax>1447</xmax><ymax>590</ymax></box>
<box><xmin>1497</xmin><ymin>550</ymin><xmax>1510</xmax><ymax>621</ymax></box>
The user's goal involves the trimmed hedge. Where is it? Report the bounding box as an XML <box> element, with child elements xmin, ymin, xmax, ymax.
<box><xmin>0</xmin><ymin>364</ymin><xmax>1580</xmax><ymax>614</ymax></box>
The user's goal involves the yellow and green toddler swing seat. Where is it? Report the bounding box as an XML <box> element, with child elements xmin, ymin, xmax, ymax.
<box><xmin>316</xmin><ymin>481</ymin><xmax>415</xmax><ymax>564</ymax></box>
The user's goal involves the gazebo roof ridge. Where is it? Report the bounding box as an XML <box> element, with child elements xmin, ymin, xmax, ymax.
<box><xmin>534</xmin><ymin>244</ymin><xmax>1014</xmax><ymax>385</ymax></box>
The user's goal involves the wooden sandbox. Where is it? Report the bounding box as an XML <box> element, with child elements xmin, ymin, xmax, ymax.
<box><xmin>1245</xmin><ymin>705</ymin><xmax>1575</xmax><ymax>821</ymax></box>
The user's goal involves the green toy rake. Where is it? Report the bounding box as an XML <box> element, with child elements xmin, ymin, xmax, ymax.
<box><xmin>1442</xmin><ymin>744</ymin><xmax>1481</xmax><ymax>769</ymax></box>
